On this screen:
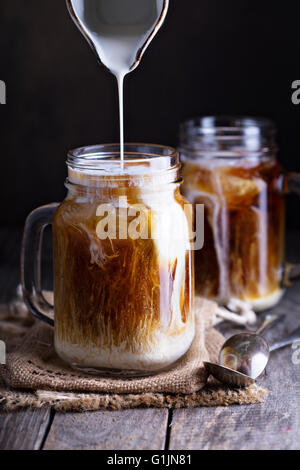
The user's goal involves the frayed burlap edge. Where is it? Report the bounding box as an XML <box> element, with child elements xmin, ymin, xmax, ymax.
<box><xmin>0</xmin><ymin>383</ymin><xmax>268</xmax><ymax>412</ymax></box>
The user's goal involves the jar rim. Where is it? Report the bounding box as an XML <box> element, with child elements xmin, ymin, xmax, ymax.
<box><xmin>180</xmin><ymin>115</ymin><xmax>276</xmax><ymax>137</ymax></box>
<box><xmin>179</xmin><ymin>115</ymin><xmax>278</xmax><ymax>159</ymax></box>
<box><xmin>67</xmin><ymin>143</ymin><xmax>179</xmax><ymax>175</ymax></box>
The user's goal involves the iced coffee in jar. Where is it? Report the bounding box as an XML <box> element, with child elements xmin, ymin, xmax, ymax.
<box><xmin>22</xmin><ymin>144</ymin><xmax>194</xmax><ymax>376</ymax></box>
<box><xmin>180</xmin><ymin>117</ymin><xmax>286</xmax><ymax>311</ymax></box>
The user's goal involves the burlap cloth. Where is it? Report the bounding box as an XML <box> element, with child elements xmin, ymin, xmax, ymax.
<box><xmin>0</xmin><ymin>292</ymin><xmax>267</xmax><ymax>411</ymax></box>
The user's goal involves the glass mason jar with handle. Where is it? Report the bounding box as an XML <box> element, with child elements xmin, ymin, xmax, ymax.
<box><xmin>179</xmin><ymin>116</ymin><xmax>300</xmax><ymax>312</ymax></box>
<box><xmin>22</xmin><ymin>144</ymin><xmax>195</xmax><ymax>376</ymax></box>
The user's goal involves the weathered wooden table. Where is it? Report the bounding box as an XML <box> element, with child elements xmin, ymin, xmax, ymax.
<box><xmin>0</xmin><ymin>228</ymin><xmax>299</xmax><ymax>450</ymax></box>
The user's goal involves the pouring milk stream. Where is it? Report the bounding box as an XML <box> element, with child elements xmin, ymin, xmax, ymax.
<box><xmin>66</xmin><ymin>0</ymin><xmax>169</xmax><ymax>162</ymax></box>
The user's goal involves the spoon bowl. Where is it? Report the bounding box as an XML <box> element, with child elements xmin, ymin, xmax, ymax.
<box><xmin>219</xmin><ymin>333</ymin><xmax>270</xmax><ymax>379</ymax></box>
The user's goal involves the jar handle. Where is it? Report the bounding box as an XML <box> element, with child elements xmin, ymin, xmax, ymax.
<box><xmin>283</xmin><ymin>172</ymin><xmax>300</xmax><ymax>285</ymax></box>
<box><xmin>21</xmin><ymin>203</ymin><xmax>59</xmax><ymax>326</ymax></box>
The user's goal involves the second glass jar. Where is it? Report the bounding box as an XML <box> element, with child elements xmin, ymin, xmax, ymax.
<box><xmin>179</xmin><ymin>116</ymin><xmax>285</xmax><ymax>311</ymax></box>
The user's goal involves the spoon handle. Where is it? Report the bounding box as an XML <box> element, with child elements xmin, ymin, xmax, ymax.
<box><xmin>270</xmin><ymin>327</ymin><xmax>300</xmax><ymax>352</ymax></box>
<box><xmin>256</xmin><ymin>313</ymin><xmax>284</xmax><ymax>336</ymax></box>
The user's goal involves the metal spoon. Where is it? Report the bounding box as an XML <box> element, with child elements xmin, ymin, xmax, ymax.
<box><xmin>204</xmin><ymin>326</ymin><xmax>300</xmax><ymax>387</ymax></box>
<box><xmin>218</xmin><ymin>314</ymin><xmax>282</xmax><ymax>379</ymax></box>
<box><xmin>204</xmin><ymin>313</ymin><xmax>282</xmax><ymax>387</ymax></box>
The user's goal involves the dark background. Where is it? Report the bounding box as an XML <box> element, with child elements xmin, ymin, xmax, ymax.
<box><xmin>1</xmin><ymin>0</ymin><xmax>300</xmax><ymax>226</ymax></box>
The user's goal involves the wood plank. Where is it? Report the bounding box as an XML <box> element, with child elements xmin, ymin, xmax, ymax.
<box><xmin>0</xmin><ymin>228</ymin><xmax>53</xmax><ymax>451</ymax></box>
<box><xmin>169</xmin><ymin>388</ymin><xmax>300</xmax><ymax>450</ymax></box>
<box><xmin>0</xmin><ymin>407</ymin><xmax>52</xmax><ymax>450</ymax></box>
<box><xmin>44</xmin><ymin>409</ymin><xmax>169</xmax><ymax>450</ymax></box>
<box><xmin>169</xmin><ymin>292</ymin><xmax>300</xmax><ymax>450</ymax></box>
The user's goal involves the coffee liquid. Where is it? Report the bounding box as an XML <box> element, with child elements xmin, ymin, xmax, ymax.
<box><xmin>67</xmin><ymin>0</ymin><xmax>169</xmax><ymax>161</ymax></box>
<box><xmin>182</xmin><ymin>158</ymin><xmax>285</xmax><ymax>311</ymax></box>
